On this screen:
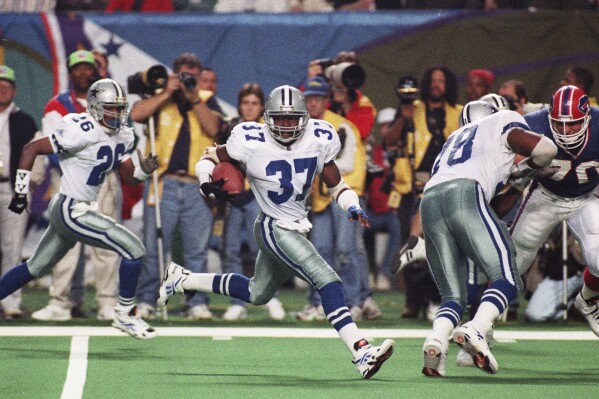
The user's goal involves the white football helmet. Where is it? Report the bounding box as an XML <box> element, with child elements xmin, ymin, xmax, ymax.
<box><xmin>480</xmin><ymin>93</ymin><xmax>510</xmax><ymax>111</ymax></box>
<box><xmin>459</xmin><ymin>100</ymin><xmax>498</xmax><ymax>127</ymax></box>
<box><xmin>264</xmin><ymin>85</ymin><xmax>309</xmax><ymax>144</ymax></box>
<box><xmin>87</xmin><ymin>78</ymin><xmax>129</xmax><ymax>133</ymax></box>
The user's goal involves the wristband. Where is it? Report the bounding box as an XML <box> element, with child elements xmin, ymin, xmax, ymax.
<box><xmin>192</xmin><ymin>98</ymin><xmax>201</xmax><ymax>106</ymax></box>
<box><xmin>133</xmin><ymin>166</ymin><xmax>151</xmax><ymax>181</ymax></box>
<box><xmin>14</xmin><ymin>169</ymin><xmax>31</xmax><ymax>195</ymax></box>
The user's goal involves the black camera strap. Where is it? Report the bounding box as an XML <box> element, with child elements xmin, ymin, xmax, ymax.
<box><xmin>131</xmin><ymin>0</ymin><xmax>144</xmax><ymax>11</ymax></box>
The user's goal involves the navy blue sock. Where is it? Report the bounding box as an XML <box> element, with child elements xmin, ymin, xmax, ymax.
<box><xmin>212</xmin><ymin>273</ymin><xmax>251</xmax><ymax>303</ymax></box>
<box><xmin>119</xmin><ymin>258</ymin><xmax>141</xmax><ymax>301</ymax></box>
<box><xmin>481</xmin><ymin>279</ymin><xmax>518</xmax><ymax>314</ymax></box>
<box><xmin>435</xmin><ymin>300</ymin><xmax>463</xmax><ymax>328</ymax></box>
<box><xmin>319</xmin><ymin>282</ymin><xmax>352</xmax><ymax>332</ymax></box>
<box><xmin>0</xmin><ymin>263</ymin><xmax>34</xmax><ymax>300</ymax></box>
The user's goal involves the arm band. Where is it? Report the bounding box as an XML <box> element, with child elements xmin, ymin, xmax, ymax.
<box><xmin>530</xmin><ymin>136</ymin><xmax>557</xmax><ymax>167</ymax></box>
<box><xmin>195</xmin><ymin>146</ymin><xmax>221</xmax><ymax>185</ymax></box>
<box><xmin>14</xmin><ymin>169</ymin><xmax>31</xmax><ymax>195</ymax></box>
<box><xmin>329</xmin><ymin>178</ymin><xmax>361</xmax><ymax>212</ymax></box>
<box><xmin>133</xmin><ymin>166</ymin><xmax>151</xmax><ymax>181</ymax></box>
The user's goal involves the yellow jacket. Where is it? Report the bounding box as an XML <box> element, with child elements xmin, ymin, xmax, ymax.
<box><xmin>390</xmin><ymin>100</ymin><xmax>463</xmax><ymax>203</ymax></box>
<box><xmin>146</xmin><ymin>90</ymin><xmax>215</xmax><ymax>205</ymax></box>
<box><xmin>311</xmin><ymin>110</ymin><xmax>365</xmax><ymax>213</ymax></box>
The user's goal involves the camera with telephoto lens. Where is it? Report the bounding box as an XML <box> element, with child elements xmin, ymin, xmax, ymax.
<box><xmin>178</xmin><ymin>72</ymin><xmax>197</xmax><ymax>90</ymax></box>
<box><xmin>396</xmin><ymin>75</ymin><xmax>420</xmax><ymax>105</ymax></box>
<box><xmin>127</xmin><ymin>64</ymin><xmax>168</xmax><ymax>96</ymax></box>
<box><xmin>325</xmin><ymin>62</ymin><xmax>366</xmax><ymax>90</ymax></box>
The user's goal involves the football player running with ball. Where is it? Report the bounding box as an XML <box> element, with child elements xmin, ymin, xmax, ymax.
<box><xmin>510</xmin><ymin>85</ymin><xmax>599</xmax><ymax>337</ymax></box>
<box><xmin>420</xmin><ymin>101</ymin><xmax>557</xmax><ymax>377</ymax></box>
<box><xmin>158</xmin><ymin>85</ymin><xmax>395</xmax><ymax>379</ymax></box>
<box><xmin>0</xmin><ymin>79</ymin><xmax>158</xmax><ymax>339</ymax></box>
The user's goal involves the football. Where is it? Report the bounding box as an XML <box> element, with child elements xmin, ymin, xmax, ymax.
<box><xmin>211</xmin><ymin>161</ymin><xmax>245</xmax><ymax>195</ymax></box>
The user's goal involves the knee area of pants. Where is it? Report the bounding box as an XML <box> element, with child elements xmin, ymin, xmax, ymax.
<box><xmin>249</xmin><ymin>293</ymin><xmax>271</xmax><ymax>306</ymax></box>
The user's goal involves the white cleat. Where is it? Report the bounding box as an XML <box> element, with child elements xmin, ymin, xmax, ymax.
<box><xmin>456</xmin><ymin>324</ymin><xmax>494</xmax><ymax>367</ymax></box>
<box><xmin>222</xmin><ymin>304</ymin><xmax>248</xmax><ymax>321</ymax></box>
<box><xmin>422</xmin><ymin>337</ymin><xmax>448</xmax><ymax>377</ymax></box>
<box><xmin>391</xmin><ymin>235</ymin><xmax>426</xmax><ymax>275</ymax></box>
<box><xmin>265</xmin><ymin>298</ymin><xmax>286</xmax><ymax>320</ymax></box>
<box><xmin>112</xmin><ymin>306</ymin><xmax>157</xmax><ymax>340</ymax></box>
<box><xmin>452</xmin><ymin>322</ymin><xmax>498</xmax><ymax>374</ymax></box>
<box><xmin>352</xmin><ymin>339</ymin><xmax>395</xmax><ymax>379</ymax></box>
<box><xmin>158</xmin><ymin>261</ymin><xmax>189</xmax><ymax>307</ymax></box>
<box><xmin>575</xmin><ymin>293</ymin><xmax>599</xmax><ymax>337</ymax></box>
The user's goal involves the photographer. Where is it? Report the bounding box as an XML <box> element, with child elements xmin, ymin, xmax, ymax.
<box><xmin>385</xmin><ymin>66</ymin><xmax>463</xmax><ymax>320</ymax></box>
<box><xmin>130</xmin><ymin>53</ymin><xmax>220</xmax><ymax>320</ymax></box>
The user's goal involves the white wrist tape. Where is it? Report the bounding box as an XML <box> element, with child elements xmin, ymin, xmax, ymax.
<box><xmin>133</xmin><ymin>166</ymin><xmax>151</xmax><ymax>181</ymax></box>
<box><xmin>14</xmin><ymin>169</ymin><xmax>31</xmax><ymax>195</ymax></box>
<box><xmin>329</xmin><ymin>178</ymin><xmax>360</xmax><ymax>212</ymax></box>
<box><xmin>530</xmin><ymin>135</ymin><xmax>558</xmax><ymax>167</ymax></box>
<box><xmin>195</xmin><ymin>159</ymin><xmax>216</xmax><ymax>185</ymax></box>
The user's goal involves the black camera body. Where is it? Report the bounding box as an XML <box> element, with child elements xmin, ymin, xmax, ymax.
<box><xmin>178</xmin><ymin>72</ymin><xmax>197</xmax><ymax>90</ymax></box>
<box><xmin>396</xmin><ymin>75</ymin><xmax>420</xmax><ymax>105</ymax></box>
<box><xmin>127</xmin><ymin>64</ymin><xmax>168</xmax><ymax>96</ymax></box>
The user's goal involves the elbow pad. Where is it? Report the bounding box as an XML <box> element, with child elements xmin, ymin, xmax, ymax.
<box><xmin>530</xmin><ymin>136</ymin><xmax>557</xmax><ymax>167</ymax></box>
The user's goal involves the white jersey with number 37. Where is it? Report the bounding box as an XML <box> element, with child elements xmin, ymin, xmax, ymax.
<box><xmin>226</xmin><ymin>119</ymin><xmax>341</xmax><ymax>222</ymax></box>
<box><xmin>425</xmin><ymin>110</ymin><xmax>530</xmax><ymax>202</ymax></box>
<box><xmin>49</xmin><ymin>112</ymin><xmax>134</xmax><ymax>202</ymax></box>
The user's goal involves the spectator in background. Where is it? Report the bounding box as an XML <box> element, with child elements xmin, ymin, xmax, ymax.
<box><xmin>290</xmin><ymin>0</ymin><xmax>334</xmax><ymax>11</ymax></box>
<box><xmin>385</xmin><ymin>65</ymin><xmax>462</xmax><ymax>320</ymax></box>
<box><xmin>333</xmin><ymin>0</ymin><xmax>375</xmax><ymax>10</ymax></box>
<box><xmin>105</xmin><ymin>0</ymin><xmax>173</xmax><ymax>12</ymax></box>
<box><xmin>32</xmin><ymin>50</ymin><xmax>121</xmax><ymax>322</ymax></box>
<box><xmin>198</xmin><ymin>67</ymin><xmax>238</xmax><ymax>122</ymax></box>
<box><xmin>213</xmin><ymin>0</ymin><xmax>290</xmax><ymax>12</ymax></box>
<box><xmin>498</xmin><ymin>79</ymin><xmax>545</xmax><ymax>114</ymax></box>
<box><xmin>0</xmin><ymin>66</ymin><xmax>40</xmax><ymax>319</ymax></box>
<box><xmin>561</xmin><ymin>66</ymin><xmax>596</xmax><ymax>105</ymax></box>
<box><xmin>363</xmin><ymin>107</ymin><xmax>402</xmax><ymax>292</ymax></box>
<box><xmin>327</xmin><ymin>52</ymin><xmax>382</xmax><ymax>320</ymax></box>
<box><xmin>130</xmin><ymin>53</ymin><xmax>220</xmax><ymax>320</ymax></box>
<box><xmin>465</xmin><ymin>68</ymin><xmax>494</xmax><ymax>102</ymax></box>
<box><xmin>217</xmin><ymin>82</ymin><xmax>285</xmax><ymax>321</ymax></box>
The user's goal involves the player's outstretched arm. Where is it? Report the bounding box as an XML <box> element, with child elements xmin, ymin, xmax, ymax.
<box><xmin>322</xmin><ymin>162</ymin><xmax>371</xmax><ymax>228</ymax></box>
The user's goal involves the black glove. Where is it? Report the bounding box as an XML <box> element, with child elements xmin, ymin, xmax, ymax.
<box><xmin>8</xmin><ymin>194</ymin><xmax>28</xmax><ymax>214</ymax></box>
<box><xmin>200</xmin><ymin>178</ymin><xmax>230</xmax><ymax>200</ymax></box>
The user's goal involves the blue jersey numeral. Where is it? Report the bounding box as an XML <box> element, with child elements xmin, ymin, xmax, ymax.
<box><xmin>432</xmin><ymin>126</ymin><xmax>477</xmax><ymax>175</ymax></box>
<box><xmin>266</xmin><ymin>157</ymin><xmax>317</xmax><ymax>204</ymax></box>
<box><xmin>86</xmin><ymin>144</ymin><xmax>126</xmax><ymax>186</ymax></box>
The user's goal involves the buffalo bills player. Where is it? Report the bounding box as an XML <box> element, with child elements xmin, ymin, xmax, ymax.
<box><xmin>421</xmin><ymin>101</ymin><xmax>557</xmax><ymax>377</ymax></box>
<box><xmin>510</xmin><ymin>85</ymin><xmax>599</xmax><ymax>336</ymax></box>
<box><xmin>0</xmin><ymin>79</ymin><xmax>159</xmax><ymax>339</ymax></box>
<box><xmin>158</xmin><ymin>85</ymin><xmax>395</xmax><ymax>379</ymax></box>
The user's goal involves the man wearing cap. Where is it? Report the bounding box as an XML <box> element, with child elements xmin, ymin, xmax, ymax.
<box><xmin>0</xmin><ymin>65</ymin><xmax>39</xmax><ymax>319</ymax></box>
<box><xmin>32</xmin><ymin>49</ymin><xmax>121</xmax><ymax>322</ymax></box>
<box><xmin>295</xmin><ymin>76</ymin><xmax>382</xmax><ymax>321</ymax></box>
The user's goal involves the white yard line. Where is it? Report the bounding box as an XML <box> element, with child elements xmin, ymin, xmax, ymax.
<box><xmin>60</xmin><ymin>336</ymin><xmax>89</xmax><ymax>399</ymax></box>
<box><xmin>0</xmin><ymin>327</ymin><xmax>595</xmax><ymax>340</ymax></box>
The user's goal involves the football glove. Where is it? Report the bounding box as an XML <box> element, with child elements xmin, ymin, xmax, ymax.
<box><xmin>347</xmin><ymin>205</ymin><xmax>370</xmax><ymax>224</ymax></box>
<box><xmin>200</xmin><ymin>178</ymin><xmax>231</xmax><ymax>200</ymax></box>
<box><xmin>8</xmin><ymin>194</ymin><xmax>28</xmax><ymax>214</ymax></box>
